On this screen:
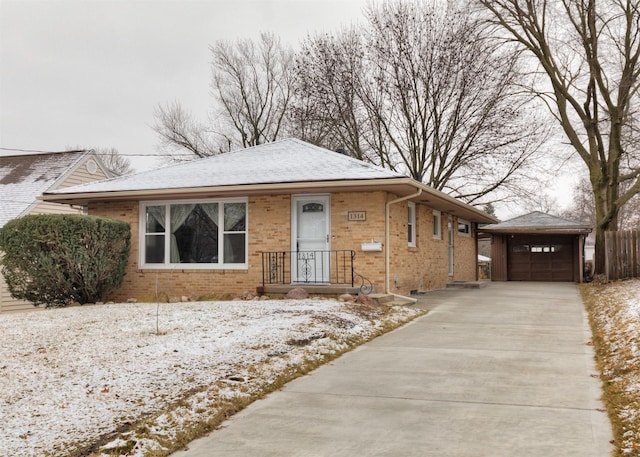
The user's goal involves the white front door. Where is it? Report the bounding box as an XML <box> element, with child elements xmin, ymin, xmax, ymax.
<box><xmin>292</xmin><ymin>195</ymin><xmax>330</xmax><ymax>283</ymax></box>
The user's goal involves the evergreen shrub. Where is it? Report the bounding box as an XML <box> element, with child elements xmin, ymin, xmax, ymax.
<box><xmin>0</xmin><ymin>214</ymin><xmax>130</xmax><ymax>307</ymax></box>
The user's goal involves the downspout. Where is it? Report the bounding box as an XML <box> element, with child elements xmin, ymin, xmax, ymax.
<box><xmin>385</xmin><ymin>188</ymin><xmax>423</xmax><ymax>302</ymax></box>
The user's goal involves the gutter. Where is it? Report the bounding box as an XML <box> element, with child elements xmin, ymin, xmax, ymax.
<box><xmin>41</xmin><ymin>178</ymin><xmax>415</xmax><ymax>202</ymax></box>
<box><xmin>385</xmin><ymin>188</ymin><xmax>422</xmax><ymax>303</ymax></box>
<box><xmin>42</xmin><ymin>177</ymin><xmax>497</xmax><ymax>224</ymax></box>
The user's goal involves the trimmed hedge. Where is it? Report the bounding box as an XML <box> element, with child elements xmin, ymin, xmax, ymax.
<box><xmin>0</xmin><ymin>214</ymin><xmax>130</xmax><ymax>307</ymax></box>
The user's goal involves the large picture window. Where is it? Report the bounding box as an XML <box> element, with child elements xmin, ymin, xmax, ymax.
<box><xmin>140</xmin><ymin>199</ymin><xmax>247</xmax><ymax>269</ymax></box>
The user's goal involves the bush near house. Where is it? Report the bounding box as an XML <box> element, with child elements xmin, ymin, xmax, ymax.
<box><xmin>0</xmin><ymin>214</ymin><xmax>130</xmax><ymax>307</ymax></box>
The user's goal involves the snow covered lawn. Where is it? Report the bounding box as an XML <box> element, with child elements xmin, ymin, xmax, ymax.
<box><xmin>0</xmin><ymin>298</ymin><xmax>423</xmax><ymax>457</ymax></box>
<box><xmin>582</xmin><ymin>279</ymin><xmax>640</xmax><ymax>455</ymax></box>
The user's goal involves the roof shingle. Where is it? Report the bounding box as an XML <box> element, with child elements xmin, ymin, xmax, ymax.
<box><xmin>47</xmin><ymin>139</ymin><xmax>403</xmax><ymax>195</ymax></box>
<box><xmin>481</xmin><ymin>211</ymin><xmax>592</xmax><ymax>232</ymax></box>
<box><xmin>0</xmin><ymin>151</ymin><xmax>86</xmax><ymax>227</ymax></box>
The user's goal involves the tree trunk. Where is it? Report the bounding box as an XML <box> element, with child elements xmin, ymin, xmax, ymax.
<box><xmin>593</xmin><ymin>223</ymin><xmax>610</xmax><ymax>276</ymax></box>
<box><xmin>592</xmin><ymin>172</ymin><xmax>619</xmax><ymax>275</ymax></box>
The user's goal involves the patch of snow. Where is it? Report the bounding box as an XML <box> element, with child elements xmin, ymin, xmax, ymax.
<box><xmin>0</xmin><ymin>299</ymin><xmax>420</xmax><ymax>456</ymax></box>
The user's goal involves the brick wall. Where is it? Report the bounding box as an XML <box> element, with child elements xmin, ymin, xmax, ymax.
<box><xmin>331</xmin><ymin>192</ymin><xmax>387</xmax><ymax>289</ymax></box>
<box><xmin>89</xmin><ymin>192</ymin><xmax>478</xmax><ymax>301</ymax></box>
<box><xmin>387</xmin><ymin>200</ymin><xmax>478</xmax><ymax>296</ymax></box>
<box><xmin>90</xmin><ymin>196</ymin><xmax>293</xmax><ymax>301</ymax></box>
<box><xmin>452</xmin><ymin>220</ymin><xmax>477</xmax><ymax>282</ymax></box>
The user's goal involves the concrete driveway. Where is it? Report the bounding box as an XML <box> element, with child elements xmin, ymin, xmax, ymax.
<box><xmin>173</xmin><ymin>282</ymin><xmax>613</xmax><ymax>456</ymax></box>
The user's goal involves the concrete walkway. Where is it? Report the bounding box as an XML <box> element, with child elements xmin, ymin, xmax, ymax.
<box><xmin>173</xmin><ymin>282</ymin><xmax>613</xmax><ymax>457</ymax></box>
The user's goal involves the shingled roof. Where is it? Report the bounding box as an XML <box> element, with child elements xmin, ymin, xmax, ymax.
<box><xmin>42</xmin><ymin>139</ymin><xmax>498</xmax><ymax>225</ymax></box>
<box><xmin>480</xmin><ymin>211</ymin><xmax>592</xmax><ymax>234</ymax></box>
<box><xmin>0</xmin><ymin>151</ymin><xmax>88</xmax><ymax>227</ymax></box>
<box><xmin>46</xmin><ymin>138</ymin><xmax>404</xmax><ymax>195</ymax></box>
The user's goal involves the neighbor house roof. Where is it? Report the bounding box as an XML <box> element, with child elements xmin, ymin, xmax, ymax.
<box><xmin>42</xmin><ymin>138</ymin><xmax>498</xmax><ymax>224</ymax></box>
<box><xmin>0</xmin><ymin>150</ymin><xmax>90</xmax><ymax>228</ymax></box>
<box><xmin>480</xmin><ymin>211</ymin><xmax>592</xmax><ymax>234</ymax></box>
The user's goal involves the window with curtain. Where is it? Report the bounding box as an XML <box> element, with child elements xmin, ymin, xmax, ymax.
<box><xmin>140</xmin><ymin>199</ymin><xmax>247</xmax><ymax>268</ymax></box>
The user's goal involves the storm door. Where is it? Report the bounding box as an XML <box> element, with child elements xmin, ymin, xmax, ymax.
<box><xmin>292</xmin><ymin>195</ymin><xmax>330</xmax><ymax>283</ymax></box>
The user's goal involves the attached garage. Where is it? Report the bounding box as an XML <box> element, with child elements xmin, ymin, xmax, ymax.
<box><xmin>480</xmin><ymin>212</ymin><xmax>592</xmax><ymax>283</ymax></box>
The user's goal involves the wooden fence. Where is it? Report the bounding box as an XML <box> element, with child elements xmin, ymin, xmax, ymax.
<box><xmin>605</xmin><ymin>230</ymin><xmax>640</xmax><ymax>280</ymax></box>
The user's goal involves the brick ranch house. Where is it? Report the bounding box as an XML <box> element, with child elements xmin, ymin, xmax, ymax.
<box><xmin>42</xmin><ymin>139</ymin><xmax>498</xmax><ymax>302</ymax></box>
<box><xmin>0</xmin><ymin>150</ymin><xmax>110</xmax><ymax>313</ymax></box>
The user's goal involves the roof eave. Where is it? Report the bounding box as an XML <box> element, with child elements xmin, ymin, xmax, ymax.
<box><xmin>42</xmin><ymin>178</ymin><xmax>410</xmax><ymax>202</ymax></box>
<box><xmin>480</xmin><ymin>227</ymin><xmax>593</xmax><ymax>235</ymax></box>
<box><xmin>410</xmin><ymin>182</ymin><xmax>498</xmax><ymax>224</ymax></box>
<box><xmin>42</xmin><ymin>177</ymin><xmax>498</xmax><ymax>224</ymax></box>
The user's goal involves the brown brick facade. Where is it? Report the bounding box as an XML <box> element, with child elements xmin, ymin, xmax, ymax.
<box><xmin>89</xmin><ymin>191</ymin><xmax>477</xmax><ymax>301</ymax></box>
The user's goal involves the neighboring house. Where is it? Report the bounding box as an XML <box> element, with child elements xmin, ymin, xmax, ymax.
<box><xmin>42</xmin><ymin>139</ymin><xmax>497</xmax><ymax>301</ymax></box>
<box><xmin>480</xmin><ymin>211</ymin><xmax>592</xmax><ymax>282</ymax></box>
<box><xmin>0</xmin><ymin>150</ymin><xmax>110</xmax><ymax>313</ymax></box>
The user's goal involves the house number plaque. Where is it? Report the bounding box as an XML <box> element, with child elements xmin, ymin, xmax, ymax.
<box><xmin>348</xmin><ymin>211</ymin><xmax>366</xmax><ymax>221</ymax></box>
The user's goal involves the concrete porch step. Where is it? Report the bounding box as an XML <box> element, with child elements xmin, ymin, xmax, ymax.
<box><xmin>445</xmin><ymin>280</ymin><xmax>490</xmax><ymax>289</ymax></box>
<box><xmin>368</xmin><ymin>293</ymin><xmax>416</xmax><ymax>306</ymax></box>
<box><xmin>260</xmin><ymin>286</ymin><xmax>415</xmax><ymax>306</ymax></box>
<box><xmin>262</xmin><ymin>284</ymin><xmax>360</xmax><ymax>296</ymax></box>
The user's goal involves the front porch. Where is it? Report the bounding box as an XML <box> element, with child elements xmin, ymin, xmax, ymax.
<box><xmin>260</xmin><ymin>284</ymin><xmax>361</xmax><ymax>296</ymax></box>
<box><xmin>258</xmin><ymin>250</ymin><xmax>415</xmax><ymax>305</ymax></box>
<box><xmin>260</xmin><ymin>250</ymin><xmax>374</xmax><ymax>296</ymax></box>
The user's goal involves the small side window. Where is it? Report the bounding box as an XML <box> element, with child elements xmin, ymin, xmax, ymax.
<box><xmin>433</xmin><ymin>210</ymin><xmax>441</xmax><ymax>239</ymax></box>
<box><xmin>457</xmin><ymin>219</ymin><xmax>470</xmax><ymax>237</ymax></box>
<box><xmin>408</xmin><ymin>202</ymin><xmax>416</xmax><ymax>247</ymax></box>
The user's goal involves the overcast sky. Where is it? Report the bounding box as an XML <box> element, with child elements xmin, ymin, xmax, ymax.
<box><xmin>0</xmin><ymin>0</ymin><xmax>369</xmax><ymax>170</ymax></box>
<box><xmin>1</xmin><ymin>0</ymin><xmax>579</xmax><ymax>217</ymax></box>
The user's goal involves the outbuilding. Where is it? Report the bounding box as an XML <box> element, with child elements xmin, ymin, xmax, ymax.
<box><xmin>480</xmin><ymin>212</ymin><xmax>592</xmax><ymax>282</ymax></box>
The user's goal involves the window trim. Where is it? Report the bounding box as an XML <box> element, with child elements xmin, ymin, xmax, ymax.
<box><xmin>139</xmin><ymin>197</ymin><xmax>248</xmax><ymax>270</ymax></box>
<box><xmin>432</xmin><ymin>210</ymin><xmax>442</xmax><ymax>240</ymax></box>
<box><xmin>408</xmin><ymin>201</ymin><xmax>416</xmax><ymax>247</ymax></box>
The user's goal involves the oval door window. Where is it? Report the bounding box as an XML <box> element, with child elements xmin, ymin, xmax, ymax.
<box><xmin>302</xmin><ymin>203</ymin><xmax>324</xmax><ymax>213</ymax></box>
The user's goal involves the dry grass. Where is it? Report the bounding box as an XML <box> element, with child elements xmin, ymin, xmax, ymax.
<box><xmin>82</xmin><ymin>302</ymin><xmax>425</xmax><ymax>457</ymax></box>
<box><xmin>581</xmin><ymin>280</ymin><xmax>640</xmax><ymax>455</ymax></box>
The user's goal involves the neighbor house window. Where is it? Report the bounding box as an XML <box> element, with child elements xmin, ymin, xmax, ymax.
<box><xmin>433</xmin><ymin>210</ymin><xmax>441</xmax><ymax>239</ymax></box>
<box><xmin>140</xmin><ymin>198</ymin><xmax>247</xmax><ymax>269</ymax></box>
<box><xmin>408</xmin><ymin>202</ymin><xmax>416</xmax><ymax>247</ymax></box>
<box><xmin>457</xmin><ymin>219</ymin><xmax>470</xmax><ymax>237</ymax></box>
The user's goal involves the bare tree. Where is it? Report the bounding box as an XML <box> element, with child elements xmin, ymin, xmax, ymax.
<box><xmin>151</xmin><ymin>3</ymin><xmax>548</xmax><ymax>209</ymax></box>
<box><xmin>152</xmin><ymin>33</ymin><xmax>294</xmax><ymax>159</ymax></box>
<box><xmin>210</xmin><ymin>32</ymin><xmax>295</xmax><ymax>149</ymax></box>
<box><xmin>291</xmin><ymin>29</ymin><xmax>373</xmax><ymax>161</ymax></box>
<box><xmin>94</xmin><ymin>147</ymin><xmax>133</xmax><ymax>176</ymax></box>
<box><xmin>479</xmin><ymin>0</ymin><xmax>640</xmax><ymax>274</ymax></box>
<box><xmin>293</xmin><ymin>1</ymin><xmax>548</xmax><ymax>204</ymax></box>
<box><xmin>619</xmin><ymin>187</ymin><xmax>640</xmax><ymax>229</ymax></box>
<box><xmin>560</xmin><ymin>176</ymin><xmax>596</xmax><ymax>224</ymax></box>
<box><xmin>152</xmin><ymin>101</ymin><xmax>218</xmax><ymax>159</ymax></box>
<box><xmin>563</xmin><ymin>175</ymin><xmax>640</xmax><ymax>229</ymax></box>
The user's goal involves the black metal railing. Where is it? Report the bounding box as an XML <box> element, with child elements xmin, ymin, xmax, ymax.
<box><xmin>262</xmin><ymin>250</ymin><xmax>356</xmax><ymax>286</ymax></box>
